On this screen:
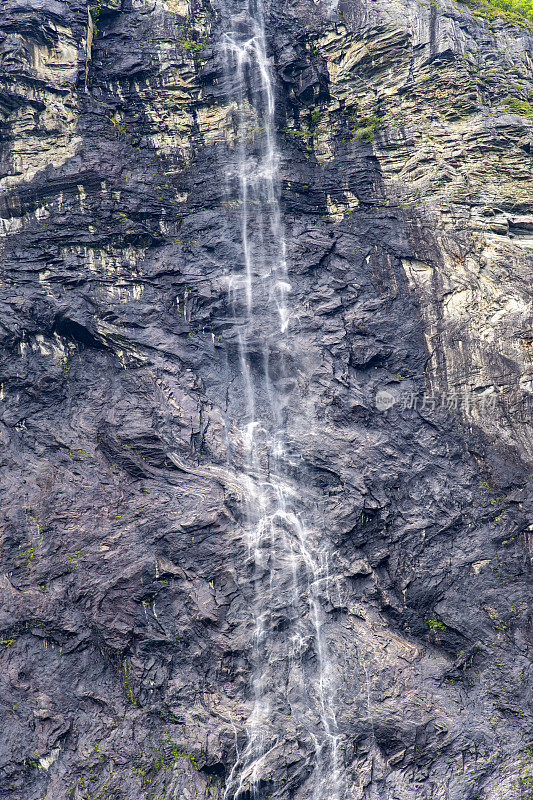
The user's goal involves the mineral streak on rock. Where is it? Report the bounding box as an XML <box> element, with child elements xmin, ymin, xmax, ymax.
<box><xmin>0</xmin><ymin>0</ymin><xmax>532</xmax><ymax>798</ymax></box>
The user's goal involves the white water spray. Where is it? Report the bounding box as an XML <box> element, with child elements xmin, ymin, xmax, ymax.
<box><xmin>220</xmin><ymin>2</ymin><xmax>342</xmax><ymax>798</ymax></box>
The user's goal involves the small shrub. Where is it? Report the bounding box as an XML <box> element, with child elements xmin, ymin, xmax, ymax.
<box><xmin>349</xmin><ymin>112</ymin><xmax>384</xmax><ymax>143</ymax></box>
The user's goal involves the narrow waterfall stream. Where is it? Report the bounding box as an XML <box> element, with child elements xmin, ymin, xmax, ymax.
<box><xmin>220</xmin><ymin>2</ymin><xmax>342</xmax><ymax>798</ymax></box>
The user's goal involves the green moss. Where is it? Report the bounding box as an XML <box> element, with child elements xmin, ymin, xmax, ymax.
<box><xmin>89</xmin><ymin>0</ymin><xmax>104</xmax><ymax>35</ymax></box>
<box><xmin>426</xmin><ymin>617</ymin><xmax>445</xmax><ymax>630</ymax></box>
<box><xmin>459</xmin><ymin>0</ymin><xmax>533</xmax><ymax>27</ymax></box>
<box><xmin>308</xmin><ymin>109</ymin><xmax>322</xmax><ymax>138</ymax></box>
<box><xmin>505</xmin><ymin>97</ymin><xmax>533</xmax><ymax>117</ymax></box>
<box><xmin>65</xmin><ymin>550</ymin><xmax>81</xmax><ymax>569</ymax></box>
<box><xmin>285</xmin><ymin>109</ymin><xmax>324</xmax><ymax>156</ymax></box>
<box><xmin>178</xmin><ymin>38</ymin><xmax>207</xmax><ymax>51</ymax></box>
<box><xmin>177</xmin><ymin>23</ymin><xmax>209</xmax><ymax>53</ymax></box>
<box><xmin>349</xmin><ymin>112</ymin><xmax>384</xmax><ymax>143</ymax></box>
<box><xmin>21</xmin><ymin>546</ymin><xmax>35</xmax><ymax>568</ymax></box>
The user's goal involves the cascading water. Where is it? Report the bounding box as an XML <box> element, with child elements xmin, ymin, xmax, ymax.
<box><xmin>220</xmin><ymin>2</ymin><xmax>342</xmax><ymax>798</ymax></box>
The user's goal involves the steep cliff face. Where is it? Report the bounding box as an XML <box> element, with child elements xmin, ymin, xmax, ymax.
<box><xmin>0</xmin><ymin>0</ymin><xmax>532</xmax><ymax>799</ymax></box>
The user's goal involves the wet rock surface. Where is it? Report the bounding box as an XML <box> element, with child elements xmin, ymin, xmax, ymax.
<box><xmin>0</xmin><ymin>0</ymin><xmax>532</xmax><ymax>798</ymax></box>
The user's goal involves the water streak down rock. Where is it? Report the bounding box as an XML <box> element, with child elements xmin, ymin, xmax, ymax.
<box><xmin>0</xmin><ymin>0</ymin><xmax>532</xmax><ymax>798</ymax></box>
<box><xmin>221</xmin><ymin>4</ymin><xmax>340</xmax><ymax>797</ymax></box>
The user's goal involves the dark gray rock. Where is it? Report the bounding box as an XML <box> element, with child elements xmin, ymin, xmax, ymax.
<box><xmin>0</xmin><ymin>0</ymin><xmax>532</xmax><ymax>798</ymax></box>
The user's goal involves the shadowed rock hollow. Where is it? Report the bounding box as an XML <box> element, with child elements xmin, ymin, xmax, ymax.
<box><xmin>0</xmin><ymin>0</ymin><xmax>532</xmax><ymax>798</ymax></box>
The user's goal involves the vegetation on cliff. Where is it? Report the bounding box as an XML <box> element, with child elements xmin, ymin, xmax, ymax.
<box><xmin>460</xmin><ymin>0</ymin><xmax>533</xmax><ymax>26</ymax></box>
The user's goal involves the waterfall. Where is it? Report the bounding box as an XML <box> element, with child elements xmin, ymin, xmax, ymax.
<box><xmin>220</xmin><ymin>2</ymin><xmax>342</xmax><ymax>797</ymax></box>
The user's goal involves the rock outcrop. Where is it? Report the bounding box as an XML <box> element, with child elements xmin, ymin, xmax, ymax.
<box><xmin>0</xmin><ymin>0</ymin><xmax>532</xmax><ymax>798</ymax></box>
